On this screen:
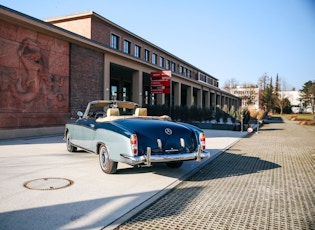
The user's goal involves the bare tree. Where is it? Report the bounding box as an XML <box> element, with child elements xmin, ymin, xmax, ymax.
<box><xmin>257</xmin><ymin>73</ymin><xmax>269</xmax><ymax>90</ymax></box>
<box><xmin>274</xmin><ymin>95</ymin><xmax>290</xmax><ymax>115</ymax></box>
<box><xmin>223</xmin><ymin>78</ymin><xmax>239</xmax><ymax>92</ymax></box>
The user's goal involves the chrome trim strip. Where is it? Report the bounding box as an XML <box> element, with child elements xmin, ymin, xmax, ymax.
<box><xmin>120</xmin><ymin>145</ymin><xmax>210</xmax><ymax>165</ymax></box>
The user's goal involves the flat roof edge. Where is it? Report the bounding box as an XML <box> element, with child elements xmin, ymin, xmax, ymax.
<box><xmin>44</xmin><ymin>11</ymin><xmax>94</xmax><ymax>22</ymax></box>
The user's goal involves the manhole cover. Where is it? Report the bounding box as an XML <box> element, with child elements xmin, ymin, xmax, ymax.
<box><xmin>24</xmin><ymin>177</ymin><xmax>74</xmax><ymax>191</ymax></box>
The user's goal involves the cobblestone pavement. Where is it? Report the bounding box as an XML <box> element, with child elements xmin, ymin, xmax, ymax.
<box><xmin>114</xmin><ymin>120</ymin><xmax>315</xmax><ymax>230</ymax></box>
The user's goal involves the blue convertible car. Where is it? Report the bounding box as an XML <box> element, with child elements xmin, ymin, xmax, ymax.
<box><xmin>65</xmin><ymin>100</ymin><xmax>210</xmax><ymax>174</ymax></box>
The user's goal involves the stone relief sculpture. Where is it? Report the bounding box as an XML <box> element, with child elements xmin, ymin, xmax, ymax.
<box><xmin>0</xmin><ymin>37</ymin><xmax>68</xmax><ymax>113</ymax></box>
<box><xmin>11</xmin><ymin>38</ymin><xmax>43</xmax><ymax>103</ymax></box>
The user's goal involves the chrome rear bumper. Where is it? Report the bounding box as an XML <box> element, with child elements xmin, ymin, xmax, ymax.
<box><xmin>120</xmin><ymin>145</ymin><xmax>210</xmax><ymax>166</ymax></box>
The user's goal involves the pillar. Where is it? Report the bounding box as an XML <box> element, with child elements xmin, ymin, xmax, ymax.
<box><xmin>132</xmin><ymin>70</ymin><xmax>143</xmax><ymax>106</ymax></box>
<box><xmin>174</xmin><ymin>82</ymin><xmax>181</xmax><ymax>106</ymax></box>
<box><xmin>187</xmin><ymin>86</ymin><xmax>193</xmax><ymax>107</ymax></box>
<box><xmin>197</xmin><ymin>88</ymin><xmax>202</xmax><ymax>108</ymax></box>
<box><xmin>104</xmin><ymin>54</ymin><xmax>110</xmax><ymax>100</ymax></box>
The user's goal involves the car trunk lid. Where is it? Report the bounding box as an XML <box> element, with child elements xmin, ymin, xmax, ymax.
<box><xmin>114</xmin><ymin>119</ymin><xmax>198</xmax><ymax>155</ymax></box>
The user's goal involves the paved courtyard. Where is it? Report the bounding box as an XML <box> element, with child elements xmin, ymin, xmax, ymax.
<box><xmin>114</xmin><ymin>120</ymin><xmax>315</xmax><ymax>230</ymax></box>
<box><xmin>0</xmin><ymin>122</ymin><xmax>246</xmax><ymax>230</ymax></box>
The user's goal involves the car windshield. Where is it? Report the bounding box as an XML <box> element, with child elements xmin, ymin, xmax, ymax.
<box><xmin>85</xmin><ymin>100</ymin><xmax>138</xmax><ymax>119</ymax></box>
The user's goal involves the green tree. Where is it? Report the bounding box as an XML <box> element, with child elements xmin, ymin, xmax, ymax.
<box><xmin>300</xmin><ymin>80</ymin><xmax>315</xmax><ymax>114</ymax></box>
<box><xmin>261</xmin><ymin>76</ymin><xmax>275</xmax><ymax>112</ymax></box>
<box><xmin>275</xmin><ymin>74</ymin><xmax>280</xmax><ymax>93</ymax></box>
<box><xmin>273</xmin><ymin>74</ymin><xmax>291</xmax><ymax>114</ymax></box>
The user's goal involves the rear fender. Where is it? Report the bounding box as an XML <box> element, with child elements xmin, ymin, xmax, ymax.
<box><xmin>94</xmin><ymin>129</ymin><xmax>134</xmax><ymax>162</ymax></box>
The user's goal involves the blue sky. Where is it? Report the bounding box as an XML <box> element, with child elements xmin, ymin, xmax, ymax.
<box><xmin>2</xmin><ymin>0</ymin><xmax>314</xmax><ymax>90</ymax></box>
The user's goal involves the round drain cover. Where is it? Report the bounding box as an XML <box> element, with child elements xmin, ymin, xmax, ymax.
<box><xmin>24</xmin><ymin>177</ymin><xmax>74</xmax><ymax>190</ymax></box>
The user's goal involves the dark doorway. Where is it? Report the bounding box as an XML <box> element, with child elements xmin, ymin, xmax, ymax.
<box><xmin>110</xmin><ymin>63</ymin><xmax>134</xmax><ymax>101</ymax></box>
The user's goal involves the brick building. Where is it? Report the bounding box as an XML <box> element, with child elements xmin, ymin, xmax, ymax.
<box><xmin>0</xmin><ymin>6</ymin><xmax>240</xmax><ymax>132</ymax></box>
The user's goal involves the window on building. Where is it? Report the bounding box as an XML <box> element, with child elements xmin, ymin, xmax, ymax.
<box><xmin>166</xmin><ymin>60</ymin><xmax>170</xmax><ymax>70</ymax></box>
<box><xmin>160</xmin><ymin>57</ymin><xmax>164</xmax><ymax>68</ymax></box>
<box><xmin>124</xmin><ymin>40</ymin><xmax>131</xmax><ymax>54</ymax></box>
<box><xmin>111</xmin><ymin>34</ymin><xmax>119</xmax><ymax>49</ymax></box>
<box><xmin>187</xmin><ymin>69</ymin><xmax>191</xmax><ymax>78</ymax></box>
<box><xmin>179</xmin><ymin>66</ymin><xmax>183</xmax><ymax>75</ymax></box>
<box><xmin>134</xmin><ymin>45</ymin><xmax>141</xmax><ymax>58</ymax></box>
<box><xmin>171</xmin><ymin>62</ymin><xmax>176</xmax><ymax>72</ymax></box>
<box><xmin>111</xmin><ymin>85</ymin><xmax>118</xmax><ymax>100</ymax></box>
<box><xmin>145</xmin><ymin>49</ymin><xmax>150</xmax><ymax>62</ymax></box>
<box><xmin>210</xmin><ymin>78</ymin><xmax>213</xmax><ymax>85</ymax></box>
<box><xmin>152</xmin><ymin>53</ymin><xmax>157</xmax><ymax>64</ymax></box>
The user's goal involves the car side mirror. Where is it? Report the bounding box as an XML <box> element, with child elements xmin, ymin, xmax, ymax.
<box><xmin>77</xmin><ymin>111</ymin><xmax>83</xmax><ymax>118</ymax></box>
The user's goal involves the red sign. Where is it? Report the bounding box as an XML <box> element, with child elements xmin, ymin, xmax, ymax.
<box><xmin>150</xmin><ymin>71</ymin><xmax>171</xmax><ymax>78</ymax></box>
<box><xmin>150</xmin><ymin>71</ymin><xmax>171</xmax><ymax>94</ymax></box>
<box><xmin>151</xmin><ymin>79</ymin><xmax>170</xmax><ymax>87</ymax></box>
<box><xmin>151</xmin><ymin>87</ymin><xmax>170</xmax><ymax>94</ymax></box>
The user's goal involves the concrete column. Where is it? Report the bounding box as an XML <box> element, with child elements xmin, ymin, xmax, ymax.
<box><xmin>210</xmin><ymin>92</ymin><xmax>215</xmax><ymax>108</ymax></box>
<box><xmin>187</xmin><ymin>86</ymin><xmax>193</xmax><ymax>107</ymax></box>
<box><xmin>204</xmin><ymin>90</ymin><xmax>210</xmax><ymax>109</ymax></box>
<box><xmin>132</xmin><ymin>70</ymin><xmax>143</xmax><ymax>106</ymax></box>
<box><xmin>104</xmin><ymin>54</ymin><xmax>110</xmax><ymax>100</ymax></box>
<box><xmin>197</xmin><ymin>88</ymin><xmax>202</xmax><ymax>108</ymax></box>
<box><xmin>216</xmin><ymin>93</ymin><xmax>221</xmax><ymax>107</ymax></box>
<box><xmin>174</xmin><ymin>82</ymin><xmax>181</xmax><ymax>106</ymax></box>
<box><xmin>157</xmin><ymin>94</ymin><xmax>165</xmax><ymax>105</ymax></box>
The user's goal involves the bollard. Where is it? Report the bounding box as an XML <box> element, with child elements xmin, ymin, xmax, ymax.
<box><xmin>256</xmin><ymin>119</ymin><xmax>259</xmax><ymax>133</ymax></box>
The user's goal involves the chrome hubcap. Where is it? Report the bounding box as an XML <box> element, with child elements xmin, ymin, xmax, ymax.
<box><xmin>100</xmin><ymin>147</ymin><xmax>108</xmax><ymax>168</ymax></box>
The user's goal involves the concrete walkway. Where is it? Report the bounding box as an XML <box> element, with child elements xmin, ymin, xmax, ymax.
<box><xmin>115</xmin><ymin>120</ymin><xmax>315</xmax><ymax>230</ymax></box>
<box><xmin>0</xmin><ymin>127</ymin><xmax>248</xmax><ymax>230</ymax></box>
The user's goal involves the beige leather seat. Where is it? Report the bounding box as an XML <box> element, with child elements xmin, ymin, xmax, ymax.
<box><xmin>107</xmin><ymin>108</ymin><xmax>120</xmax><ymax>117</ymax></box>
<box><xmin>134</xmin><ymin>108</ymin><xmax>147</xmax><ymax>116</ymax></box>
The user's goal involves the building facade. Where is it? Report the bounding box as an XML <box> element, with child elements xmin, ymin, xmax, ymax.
<box><xmin>227</xmin><ymin>85</ymin><xmax>259</xmax><ymax>110</ymax></box>
<box><xmin>278</xmin><ymin>91</ymin><xmax>305</xmax><ymax>113</ymax></box>
<box><xmin>0</xmin><ymin>6</ymin><xmax>240</xmax><ymax>130</ymax></box>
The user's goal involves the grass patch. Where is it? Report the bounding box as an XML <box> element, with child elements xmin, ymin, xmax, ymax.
<box><xmin>280</xmin><ymin>114</ymin><xmax>315</xmax><ymax>126</ymax></box>
<box><xmin>283</xmin><ymin>114</ymin><xmax>314</xmax><ymax>121</ymax></box>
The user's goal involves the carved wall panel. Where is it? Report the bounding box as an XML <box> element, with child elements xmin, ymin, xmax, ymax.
<box><xmin>0</xmin><ymin>20</ymin><xmax>69</xmax><ymax>129</ymax></box>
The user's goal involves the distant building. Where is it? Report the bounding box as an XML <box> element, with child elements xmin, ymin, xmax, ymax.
<box><xmin>278</xmin><ymin>91</ymin><xmax>301</xmax><ymax>106</ymax></box>
<box><xmin>226</xmin><ymin>85</ymin><xmax>259</xmax><ymax>109</ymax></box>
<box><xmin>278</xmin><ymin>90</ymin><xmax>315</xmax><ymax>113</ymax></box>
<box><xmin>278</xmin><ymin>91</ymin><xmax>301</xmax><ymax>113</ymax></box>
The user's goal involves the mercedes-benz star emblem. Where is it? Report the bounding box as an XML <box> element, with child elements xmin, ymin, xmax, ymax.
<box><xmin>165</xmin><ymin>128</ymin><xmax>172</xmax><ymax>135</ymax></box>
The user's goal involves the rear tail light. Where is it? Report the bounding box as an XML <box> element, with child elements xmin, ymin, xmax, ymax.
<box><xmin>130</xmin><ymin>134</ymin><xmax>138</xmax><ymax>156</ymax></box>
<box><xmin>199</xmin><ymin>133</ymin><xmax>206</xmax><ymax>150</ymax></box>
